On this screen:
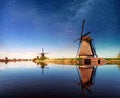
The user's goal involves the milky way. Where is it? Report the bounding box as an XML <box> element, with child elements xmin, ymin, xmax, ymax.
<box><xmin>0</xmin><ymin>0</ymin><xmax>120</xmax><ymax>58</ymax></box>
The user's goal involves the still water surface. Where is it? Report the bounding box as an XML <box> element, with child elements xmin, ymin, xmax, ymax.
<box><xmin>0</xmin><ymin>61</ymin><xmax>120</xmax><ymax>98</ymax></box>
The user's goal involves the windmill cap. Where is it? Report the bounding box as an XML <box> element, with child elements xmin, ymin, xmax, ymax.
<box><xmin>82</xmin><ymin>36</ymin><xmax>92</xmax><ymax>40</ymax></box>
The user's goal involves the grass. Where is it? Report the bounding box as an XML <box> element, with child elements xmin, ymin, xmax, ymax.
<box><xmin>33</xmin><ymin>57</ymin><xmax>120</xmax><ymax>65</ymax></box>
<box><xmin>34</xmin><ymin>57</ymin><xmax>120</xmax><ymax>61</ymax></box>
<box><xmin>104</xmin><ymin>58</ymin><xmax>120</xmax><ymax>60</ymax></box>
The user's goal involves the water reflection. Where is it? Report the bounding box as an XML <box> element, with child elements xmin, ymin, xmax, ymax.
<box><xmin>76</xmin><ymin>64</ymin><xmax>98</xmax><ymax>98</ymax></box>
<box><xmin>0</xmin><ymin>61</ymin><xmax>120</xmax><ymax>98</ymax></box>
<box><xmin>0</xmin><ymin>60</ymin><xmax>9</xmax><ymax>64</ymax></box>
<box><xmin>118</xmin><ymin>64</ymin><xmax>120</xmax><ymax>70</ymax></box>
<box><xmin>0</xmin><ymin>61</ymin><xmax>36</xmax><ymax>70</ymax></box>
<box><xmin>36</xmin><ymin>62</ymin><xmax>48</xmax><ymax>74</ymax></box>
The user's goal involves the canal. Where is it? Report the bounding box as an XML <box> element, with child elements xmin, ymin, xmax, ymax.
<box><xmin>0</xmin><ymin>61</ymin><xmax>120</xmax><ymax>98</ymax></box>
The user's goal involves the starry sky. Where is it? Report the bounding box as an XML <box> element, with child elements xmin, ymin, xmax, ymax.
<box><xmin>0</xmin><ymin>0</ymin><xmax>120</xmax><ymax>59</ymax></box>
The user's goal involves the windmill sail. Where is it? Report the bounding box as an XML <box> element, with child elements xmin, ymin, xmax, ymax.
<box><xmin>81</xmin><ymin>19</ymin><xmax>85</xmax><ymax>38</ymax></box>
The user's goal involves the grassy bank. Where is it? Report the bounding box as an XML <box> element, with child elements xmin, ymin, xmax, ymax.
<box><xmin>104</xmin><ymin>58</ymin><xmax>120</xmax><ymax>64</ymax></box>
<box><xmin>33</xmin><ymin>57</ymin><xmax>120</xmax><ymax>65</ymax></box>
<box><xmin>34</xmin><ymin>58</ymin><xmax>79</xmax><ymax>65</ymax></box>
<box><xmin>104</xmin><ymin>58</ymin><xmax>120</xmax><ymax>60</ymax></box>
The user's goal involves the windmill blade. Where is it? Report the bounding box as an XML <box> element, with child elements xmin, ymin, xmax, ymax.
<box><xmin>81</xmin><ymin>19</ymin><xmax>85</xmax><ymax>37</ymax></box>
<box><xmin>93</xmin><ymin>47</ymin><xmax>98</xmax><ymax>57</ymax></box>
<box><xmin>74</xmin><ymin>38</ymin><xmax>81</xmax><ymax>43</ymax></box>
<box><xmin>44</xmin><ymin>52</ymin><xmax>49</xmax><ymax>54</ymax></box>
<box><xmin>42</xmin><ymin>48</ymin><xmax>44</xmax><ymax>53</ymax></box>
<box><xmin>91</xmin><ymin>66</ymin><xmax>98</xmax><ymax>84</ymax></box>
<box><xmin>76</xmin><ymin>41</ymin><xmax>81</xmax><ymax>58</ymax></box>
<box><xmin>45</xmin><ymin>67</ymin><xmax>49</xmax><ymax>69</ymax></box>
<box><xmin>92</xmin><ymin>39</ymin><xmax>98</xmax><ymax>57</ymax></box>
<box><xmin>82</xmin><ymin>31</ymin><xmax>91</xmax><ymax>37</ymax></box>
<box><xmin>82</xmin><ymin>84</ymin><xmax>92</xmax><ymax>93</ymax></box>
<box><xmin>42</xmin><ymin>68</ymin><xmax>44</xmax><ymax>75</ymax></box>
<box><xmin>74</xmin><ymin>19</ymin><xmax>85</xmax><ymax>43</ymax></box>
<box><xmin>78</xmin><ymin>19</ymin><xmax>85</xmax><ymax>42</ymax></box>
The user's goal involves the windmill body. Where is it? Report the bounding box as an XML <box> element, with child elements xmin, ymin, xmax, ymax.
<box><xmin>79</xmin><ymin>36</ymin><xmax>94</xmax><ymax>58</ymax></box>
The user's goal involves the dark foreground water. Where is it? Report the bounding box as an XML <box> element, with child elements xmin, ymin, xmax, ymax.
<box><xmin>0</xmin><ymin>61</ymin><xmax>120</xmax><ymax>98</ymax></box>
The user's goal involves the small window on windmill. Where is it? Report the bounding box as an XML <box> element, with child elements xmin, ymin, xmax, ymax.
<box><xmin>84</xmin><ymin>59</ymin><xmax>91</xmax><ymax>65</ymax></box>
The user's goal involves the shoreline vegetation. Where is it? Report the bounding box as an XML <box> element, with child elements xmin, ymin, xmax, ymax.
<box><xmin>33</xmin><ymin>58</ymin><xmax>120</xmax><ymax>65</ymax></box>
<box><xmin>0</xmin><ymin>58</ymin><xmax>119</xmax><ymax>65</ymax></box>
<box><xmin>104</xmin><ymin>58</ymin><xmax>120</xmax><ymax>64</ymax></box>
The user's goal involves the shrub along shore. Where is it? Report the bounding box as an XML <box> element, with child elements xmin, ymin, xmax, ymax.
<box><xmin>104</xmin><ymin>58</ymin><xmax>120</xmax><ymax>64</ymax></box>
<box><xmin>33</xmin><ymin>58</ymin><xmax>120</xmax><ymax>65</ymax></box>
<box><xmin>0</xmin><ymin>57</ymin><xmax>119</xmax><ymax>65</ymax></box>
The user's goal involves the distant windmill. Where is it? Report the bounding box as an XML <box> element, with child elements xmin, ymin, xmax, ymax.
<box><xmin>74</xmin><ymin>19</ymin><xmax>97</xmax><ymax>58</ymax></box>
<box><xmin>40</xmin><ymin>48</ymin><xmax>49</xmax><ymax>59</ymax></box>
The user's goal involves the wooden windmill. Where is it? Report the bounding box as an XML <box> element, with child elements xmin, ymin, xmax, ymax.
<box><xmin>40</xmin><ymin>48</ymin><xmax>49</xmax><ymax>59</ymax></box>
<box><xmin>74</xmin><ymin>19</ymin><xmax>97</xmax><ymax>58</ymax></box>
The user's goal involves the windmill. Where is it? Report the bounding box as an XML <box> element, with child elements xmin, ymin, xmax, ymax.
<box><xmin>74</xmin><ymin>19</ymin><xmax>97</xmax><ymax>58</ymax></box>
<box><xmin>40</xmin><ymin>48</ymin><xmax>49</xmax><ymax>60</ymax></box>
<box><xmin>75</xmin><ymin>65</ymin><xmax>98</xmax><ymax>98</ymax></box>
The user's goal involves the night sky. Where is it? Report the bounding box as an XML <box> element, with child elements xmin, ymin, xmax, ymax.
<box><xmin>0</xmin><ymin>0</ymin><xmax>120</xmax><ymax>59</ymax></box>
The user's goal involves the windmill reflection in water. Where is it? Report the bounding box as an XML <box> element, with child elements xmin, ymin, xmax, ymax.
<box><xmin>36</xmin><ymin>62</ymin><xmax>49</xmax><ymax>75</ymax></box>
<box><xmin>76</xmin><ymin>64</ymin><xmax>98</xmax><ymax>98</ymax></box>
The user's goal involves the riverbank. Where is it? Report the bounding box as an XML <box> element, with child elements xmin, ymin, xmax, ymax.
<box><xmin>0</xmin><ymin>58</ymin><xmax>119</xmax><ymax>65</ymax></box>
<box><xmin>34</xmin><ymin>58</ymin><xmax>120</xmax><ymax>65</ymax></box>
<box><xmin>104</xmin><ymin>58</ymin><xmax>120</xmax><ymax>64</ymax></box>
<box><xmin>34</xmin><ymin>58</ymin><xmax>78</xmax><ymax>65</ymax></box>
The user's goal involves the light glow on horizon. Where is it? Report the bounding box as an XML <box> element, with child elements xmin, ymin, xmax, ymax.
<box><xmin>0</xmin><ymin>0</ymin><xmax>120</xmax><ymax>59</ymax></box>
